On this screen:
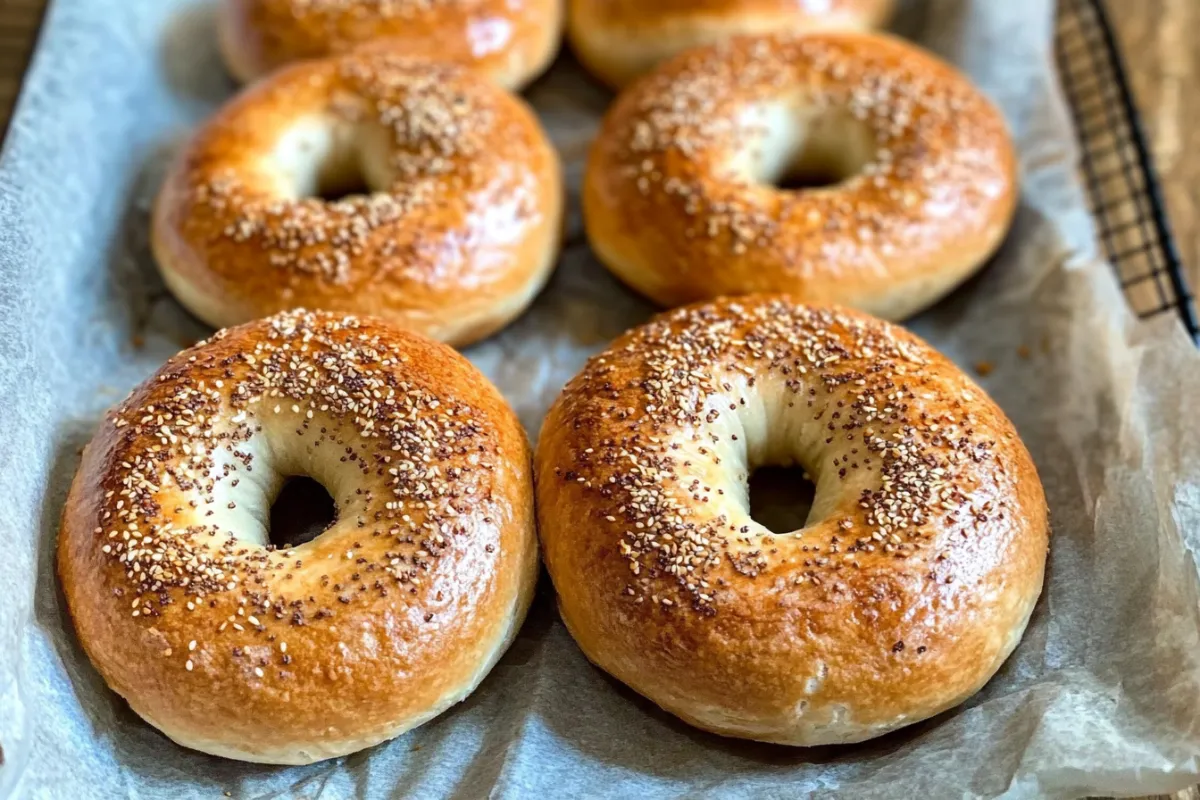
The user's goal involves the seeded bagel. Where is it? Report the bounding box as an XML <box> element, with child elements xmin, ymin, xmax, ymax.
<box><xmin>536</xmin><ymin>296</ymin><xmax>1048</xmax><ymax>745</ymax></box>
<box><xmin>583</xmin><ymin>33</ymin><xmax>1018</xmax><ymax>320</ymax></box>
<box><xmin>153</xmin><ymin>52</ymin><xmax>563</xmax><ymax>347</ymax></box>
<box><xmin>219</xmin><ymin>0</ymin><xmax>563</xmax><ymax>89</ymax></box>
<box><xmin>58</xmin><ymin>310</ymin><xmax>538</xmax><ymax>763</ymax></box>
<box><xmin>568</xmin><ymin>0</ymin><xmax>892</xmax><ymax>88</ymax></box>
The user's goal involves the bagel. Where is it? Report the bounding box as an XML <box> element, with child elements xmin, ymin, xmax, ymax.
<box><xmin>218</xmin><ymin>0</ymin><xmax>563</xmax><ymax>89</ymax></box>
<box><xmin>58</xmin><ymin>309</ymin><xmax>538</xmax><ymax>764</ymax></box>
<box><xmin>535</xmin><ymin>296</ymin><xmax>1048</xmax><ymax>745</ymax></box>
<box><xmin>582</xmin><ymin>33</ymin><xmax>1019</xmax><ymax>320</ymax></box>
<box><xmin>152</xmin><ymin>52</ymin><xmax>563</xmax><ymax>348</ymax></box>
<box><xmin>568</xmin><ymin>0</ymin><xmax>893</xmax><ymax>87</ymax></box>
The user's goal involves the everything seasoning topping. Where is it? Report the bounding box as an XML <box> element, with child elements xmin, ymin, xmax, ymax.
<box><xmin>554</xmin><ymin>299</ymin><xmax>1001</xmax><ymax>612</ymax></box>
<box><xmin>611</xmin><ymin>34</ymin><xmax>1008</xmax><ymax>254</ymax></box>
<box><xmin>96</xmin><ymin>310</ymin><xmax>497</xmax><ymax>664</ymax></box>
<box><xmin>188</xmin><ymin>57</ymin><xmax>504</xmax><ymax>283</ymax></box>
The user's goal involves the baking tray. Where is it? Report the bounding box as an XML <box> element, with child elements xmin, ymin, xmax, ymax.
<box><xmin>5</xmin><ymin>2</ymin><xmax>1200</xmax><ymax>798</ymax></box>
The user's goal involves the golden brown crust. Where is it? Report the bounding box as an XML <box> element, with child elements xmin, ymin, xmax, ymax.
<box><xmin>218</xmin><ymin>0</ymin><xmax>563</xmax><ymax>89</ymax></box>
<box><xmin>568</xmin><ymin>0</ymin><xmax>893</xmax><ymax>87</ymax></box>
<box><xmin>152</xmin><ymin>53</ymin><xmax>563</xmax><ymax>348</ymax></box>
<box><xmin>58</xmin><ymin>310</ymin><xmax>538</xmax><ymax>763</ymax></box>
<box><xmin>583</xmin><ymin>33</ymin><xmax>1018</xmax><ymax>320</ymax></box>
<box><xmin>535</xmin><ymin>296</ymin><xmax>1047</xmax><ymax>745</ymax></box>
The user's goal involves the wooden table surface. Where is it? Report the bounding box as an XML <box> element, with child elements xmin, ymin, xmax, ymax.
<box><xmin>0</xmin><ymin>1</ymin><xmax>1196</xmax><ymax>798</ymax></box>
<box><xmin>1103</xmin><ymin>1</ymin><xmax>1200</xmax><ymax>309</ymax></box>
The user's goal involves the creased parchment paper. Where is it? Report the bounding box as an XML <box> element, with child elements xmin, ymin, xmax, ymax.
<box><xmin>2</xmin><ymin>0</ymin><xmax>1200</xmax><ymax>797</ymax></box>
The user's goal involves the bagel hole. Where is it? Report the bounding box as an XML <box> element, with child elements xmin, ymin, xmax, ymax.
<box><xmin>273</xmin><ymin>117</ymin><xmax>381</xmax><ymax>203</ymax></box>
<box><xmin>748</xmin><ymin>465</ymin><xmax>817</xmax><ymax>534</ymax></box>
<box><xmin>749</xmin><ymin>105</ymin><xmax>876</xmax><ymax>192</ymax></box>
<box><xmin>313</xmin><ymin>161</ymin><xmax>372</xmax><ymax>203</ymax></box>
<box><xmin>774</xmin><ymin>162</ymin><xmax>853</xmax><ymax>192</ymax></box>
<box><xmin>269</xmin><ymin>476</ymin><xmax>337</xmax><ymax>548</ymax></box>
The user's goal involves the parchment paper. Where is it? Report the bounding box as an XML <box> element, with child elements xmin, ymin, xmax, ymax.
<box><xmin>3</xmin><ymin>0</ymin><xmax>1200</xmax><ymax>797</ymax></box>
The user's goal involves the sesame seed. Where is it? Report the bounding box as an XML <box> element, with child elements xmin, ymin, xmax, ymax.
<box><xmin>597</xmin><ymin>33</ymin><xmax>1012</xmax><ymax>276</ymax></box>
<box><xmin>89</xmin><ymin>309</ymin><xmax>504</xmax><ymax>685</ymax></box>
<box><xmin>180</xmin><ymin>55</ymin><xmax>514</xmax><ymax>286</ymax></box>
<box><xmin>550</xmin><ymin>297</ymin><xmax>1002</xmax><ymax>614</ymax></box>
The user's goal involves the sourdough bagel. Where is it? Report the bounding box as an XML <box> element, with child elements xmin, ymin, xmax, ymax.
<box><xmin>218</xmin><ymin>0</ymin><xmax>563</xmax><ymax>89</ymax></box>
<box><xmin>58</xmin><ymin>310</ymin><xmax>538</xmax><ymax>764</ymax></box>
<box><xmin>536</xmin><ymin>296</ymin><xmax>1048</xmax><ymax>745</ymax></box>
<box><xmin>152</xmin><ymin>52</ymin><xmax>563</xmax><ymax>347</ymax></box>
<box><xmin>583</xmin><ymin>33</ymin><xmax>1018</xmax><ymax>320</ymax></box>
<box><xmin>568</xmin><ymin>0</ymin><xmax>893</xmax><ymax>88</ymax></box>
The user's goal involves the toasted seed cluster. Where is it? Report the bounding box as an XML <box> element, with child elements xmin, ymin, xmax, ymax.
<box><xmin>94</xmin><ymin>310</ymin><xmax>497</xmax><ymax>663</ymax></box>
<box><xmin>608</xmin><ymin>34</ymin><xmax>1010</xmax><ymax>255</ymax></box>
<box><xmin>190</xmin><ymin>57</ymin><xmax>497</xmax><ymax>282</ymax></box>
<box><xmin>551</xmin><ymin>299</ymin><xmax>1004</xmax><ymax>612</ymax></box>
